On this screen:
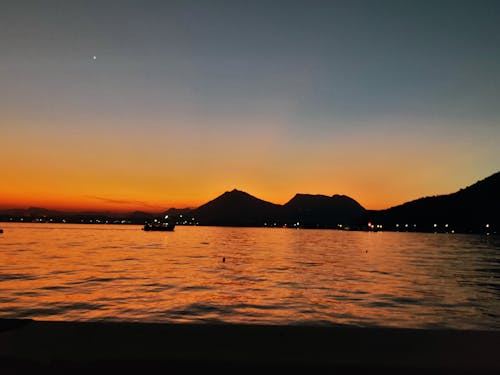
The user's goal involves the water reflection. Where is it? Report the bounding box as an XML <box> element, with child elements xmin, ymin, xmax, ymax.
<box><xmin>0</xmin><ymin>223</ymin><xmax>498</xmax><ymax>329</ymax></box>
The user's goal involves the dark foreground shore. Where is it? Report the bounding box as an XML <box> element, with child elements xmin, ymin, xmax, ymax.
<box><xmin>1</xmin><ymin>319</ymin><xmax>499</xmax><ymax>374</ymax></box>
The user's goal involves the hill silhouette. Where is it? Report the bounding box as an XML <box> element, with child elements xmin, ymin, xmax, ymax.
<box><xmin>1</xmin><ymin>171</ymin><xmax>498</xmax><ymax>232</ymax></box>
<box><xmin>192</xmin><ymin>189</ymin><xmax>282</xmax><ymax>226</ymax></box>
<box><xmin>188</xmin><ymin>189</ymin><xmax>367</xmax><ymax>227</ymax></box>
<box><xmin>369</xmin><ymin>171</ymin><xmax>499</xmax><ymax>232</ymax></box>
<box><xmin>283</xmin><ymin>194</ymin><xmax>367</xmax><ymax>228</ymax></box>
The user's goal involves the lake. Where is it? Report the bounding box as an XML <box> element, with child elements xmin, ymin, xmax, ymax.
<box><xmin>0</xmin><ymin>223</ymin><xmax>498</xmax><ymax>330</ymax></box>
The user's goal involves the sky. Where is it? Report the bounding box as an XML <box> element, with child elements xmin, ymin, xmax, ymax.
<box><xmin>1</xmin><ymin>0</ymin><xmax>499</xmax><ymax>212</ymax></box>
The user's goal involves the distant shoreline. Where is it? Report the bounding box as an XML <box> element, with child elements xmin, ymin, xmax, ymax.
<box><xmin>0</xmin><ymin>220</ymin><xmax>496</xmax><ymax>235</ymax></box>
<box><xmin>1</xmin><ymin>170</ymin><xmax>498</xmax><ymax>235</ymax></box>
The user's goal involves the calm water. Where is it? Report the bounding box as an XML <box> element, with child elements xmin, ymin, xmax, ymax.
<box><xmin>0</xmin><ymin>223</ymin><xmax>499</xmax><ymax>330</ymax></box>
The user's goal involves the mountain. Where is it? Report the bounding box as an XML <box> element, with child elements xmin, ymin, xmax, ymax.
<box><xmin>192</xmin><ymin>189</ymin><xmax>281</xmax><ymax>226</ymax></box>
<box><xmin>0</xmin><ymin>207</ymin><xmax>63</xmax><ymax>218</ymax></box>
<box><xmin>370</xmin><ymin>171</ymin><xmax>499</xmax><ymax>231</ymax></box>
<box><xmin>2</xmin><ymin>171</ymin><xmax>497</xmax><ymax>231</ymax></box>
<box><xmin>0</xmin><ymin>189</ymin><xmax>369</xmax><ymax>228</ymax></box>
<box><xmin>283</xmin><ymin>194</ymin><xmax>367</xmax><ymax>227</ymax></box>
<box><xmin>189</xmin><ymin>189</ymin><xmax>366</xmax><ymax>227</ymax></box>
<box><xmin>0</xmin><ymin>207</ymin><xmax>132</xmax><ymax>223</ymax></box>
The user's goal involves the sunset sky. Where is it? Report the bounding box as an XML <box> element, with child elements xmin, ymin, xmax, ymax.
<box><xmin>1</xmin><ymin>0</ymin><xmax>499</xmax><ymax>212</ymax></box>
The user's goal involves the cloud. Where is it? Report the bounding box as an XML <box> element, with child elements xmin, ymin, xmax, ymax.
<box><xmin>84</xmin><ymin>195</ymin><xmax>162</xmax><ymax>210</ymax></box>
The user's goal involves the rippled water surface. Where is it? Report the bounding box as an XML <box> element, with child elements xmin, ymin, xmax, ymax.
<box><xmin>0</xmin><ymin>223</ymin><xmax>499</xmax><ymax>329</ymax></box>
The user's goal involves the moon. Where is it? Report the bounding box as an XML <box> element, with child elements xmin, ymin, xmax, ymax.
<box><xmin>92</xmin><ymin>56</ymin><xmax>97</xmax><ymax>60</ymax></box>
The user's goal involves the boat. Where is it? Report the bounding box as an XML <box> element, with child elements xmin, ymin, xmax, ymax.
<box><xmin>143</xmin><ymin>222</ymin><xmax>175</xmax><ymax>231</ymax></box>
<box><xmin>143</xmin><ymin>216</ymin><xmax>175</xmax><ymax>232</ymax></box>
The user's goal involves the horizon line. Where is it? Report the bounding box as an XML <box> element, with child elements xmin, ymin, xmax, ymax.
<box><xmin>1</xmin><ymin>170</ymin><xmax>497</xmax><ymax>215</ymax></box>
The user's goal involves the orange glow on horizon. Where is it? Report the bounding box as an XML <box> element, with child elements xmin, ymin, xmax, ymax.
<box><xmin>2</xmin><ymin>116</ymin><xmax>498</xmax><ymax>213</ymax></box>
<box><xmin>0</xmin><ymin>175</ymin><xmax>486</xmax><ymax>213</ymax></box>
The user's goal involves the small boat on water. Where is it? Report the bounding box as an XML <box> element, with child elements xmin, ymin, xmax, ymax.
<box><xmin>143</xmin><ymin>222</ymin><xmax>175</xmax><ymax>231</ymax></box>
<box><xmin>143</xmin><ymin>216</ymin><xmax>175</xmax><ymax>232</ymax></box>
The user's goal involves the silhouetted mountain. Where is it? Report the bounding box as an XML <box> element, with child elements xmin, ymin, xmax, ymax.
<box><xmin>0</xmin><ymin>190</ymin><xmax>369</xmax><ymax>228</ymax></box>
<box><xmin>370</xmin><ymin>171</ymin><xmax>499</xmax><ymax>231</ymax></box>
<box><xmin>0</xmin><ymin>208</ymin><xmax>31</xmax><ymax>217</ymax></box>
<box><xmin>189</xmin><ymin>189</ymin><xmax>366</xmax><ymax>227</ymax></box>
<box><xmin>0</xmin><ymin>207</ymin><xmax>63</xmax><ymax>218</ymax></box>
<box><xmin>1</xmin><ymin>171</ymin><xmax>497</xmax><ymax>232</ymax></box>
<box><xmin>192</xmin><ymin>189</ymin><xmax>281</xmax><ymax>226</ymax></box>
<box><xmin>0</xmin><ymin>207</ymin><xmax>132</xmax><ymax>223</ymax></box>
<box><xmin>284</xmin><ymin>194</ymin><xmax>367</xmax><ymax>227</ymax></box>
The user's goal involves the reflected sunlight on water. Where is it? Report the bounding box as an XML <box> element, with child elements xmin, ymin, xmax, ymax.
<box><xmin>0</xmin><ymin>223</ymin><xmax>499</xmax><ymax>329</ymax></box>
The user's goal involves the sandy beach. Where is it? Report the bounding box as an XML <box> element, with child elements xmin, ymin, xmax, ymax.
<box><xmin>1</xmin><ymin>319</ymin><xmax>499</xmax><ymax>373</ymax></box>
